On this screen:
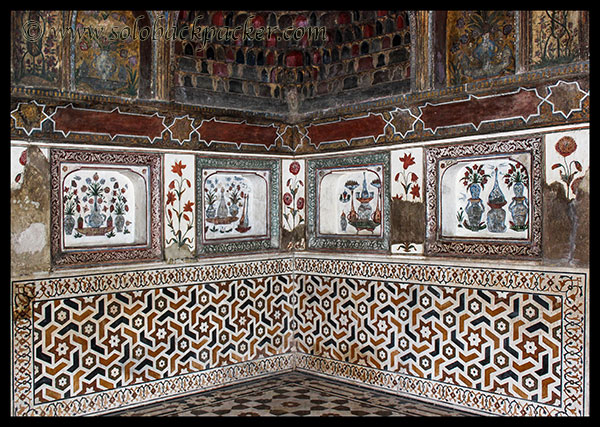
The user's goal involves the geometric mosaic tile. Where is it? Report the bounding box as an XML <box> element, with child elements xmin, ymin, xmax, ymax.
<box><xmin>295</xmin><ymin>276</ymin><xmax>562</xmax><ymax>405</ymax></box>
<box><xmin>11</xmin><ymin>256</ymin><xmax>588</xmax><ymax>416</ymax></box>
<box><xmin>108</xmin><ymin>371</ymin><xmax>475</xmax><ymax>416</ymax></box>
<box><xmin>294</xmin><ymin>257</ymin><xmax>588</xmax><ymax>416</ymax></box>
<box><xmin>32</xmin><ymin>275</ymin><xmax>294</xmax><ymax>404</ymax></box>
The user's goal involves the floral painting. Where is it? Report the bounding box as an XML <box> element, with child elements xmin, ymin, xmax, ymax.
<box><xmin>282</xmin><ymin>159</ymin><xmax>305</xmax><ymax>250</ymax></box>
<box><xmin>50</xmin><ymin>149</ymin><xmax>162</xmax><ymax>267</ymax></box>
<box><xmin>392</xmin><ymin>148</ymin><xmax>423</xmax><ymax>202</ymax></box>
<box><xmin>73</xmin><ymin>11</ymin><xmax>140</xmax><ymax>96</ymax></box>
<box><xmin>441</xmin><ymin>155</ymin><xmax>531</xmax><ymax>239</ymax></box>
<box><xmin>60</xmin><ymin>167</ymin><xmax>145</xmax><ymax>248</ymax></box>
<box><xmin>196</xmin><ymin>157</ymin><xmax>280</xmax><ymax>254</ymax></box>
<box><xmin>425</xmin><ymin>137</ymin><xmax>543</xmax><ymax>258</ymax></box>
<box><xmin>530</xmin><ymin>11</ymin><xmax>582</xmax><ymax>69</ymax></box>
<box><xmin>13</xmin><ymin>11</ymin><xmax>62</xmax><ymax>86</ymax></box>
<box><xmin>446</xmin><ymin>10</ymin><xmax>515</xmax><ymax>85</ymax></box>
<box><xmin>545</xmin><ymin>129</ymin><xmax>589</xmax><ymax>200</ymax></box>
<box><xmin>164</xmin><ymin>154</ymin><xmax>195</xmax><ymax>257</ymax></box>
<box><xmin>391</xmin><ymin>148</ymin><xmax>424</xmax><ymax>254</ymax></box>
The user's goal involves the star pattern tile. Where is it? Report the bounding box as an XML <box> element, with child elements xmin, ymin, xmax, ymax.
<box><xmin>107</xmin><ymin>371</ymin><xmax>476</xmax><ymax>417</ymax></box>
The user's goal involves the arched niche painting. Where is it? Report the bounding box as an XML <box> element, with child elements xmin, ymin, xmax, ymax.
<box><xmin>51</xmin><ymin>149</ymin><xmax>162</xmax><ymax>267</ymax></box>
<box><xmin>203</xmin><ymin>170</ymin><xmax>269</xmax><ymax>241</ymax></box>
<box><xmin>72</xmin><ymin>10</ymin><xmax>152</xmax><ymax>97</ymax></box>
<box><xmin>196</xmin><ymin>156</ymin><xmax>280</xmax><ymax>255</ymax></box>
<box><xmin>439</xmin><ymin>153</ymin><xmax>532</xmax><ymax>240</ymax></box>
<box><xmin>425</xmin><ymin>137</ymin><xmax>542</xmax><ymax>258</ymax></box>
<box><xmin>60</xmin><ymin>167</ymin><xmax>148</xmax><ymax>248</ymax></box>
<box><xmin>307</xmin><ymin>152</ymin><xmax>390</xmax><ymax>252</ymax></box>
<box><xmin>318</xmin><ymin>166</ymin><xmax>384</xmax><ymax>238</ymax></box>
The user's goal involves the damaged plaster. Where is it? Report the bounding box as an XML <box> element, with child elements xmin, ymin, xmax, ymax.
<box><xmin>11</xmin><ymin>145</ymin><xmax>51</xmax><ymax>275</ymax></box>
<box><xmin>542</xmin><ymin>169</ymin><xmax>589</xmax><ymax>267</ymax></box>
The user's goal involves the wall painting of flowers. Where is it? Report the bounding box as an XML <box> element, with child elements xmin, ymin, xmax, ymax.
<box><xmin>446</xmin><ymin>10</ymin><xmax>516</xmax><ymax>86</ymax></box>
<box><xmin>439</xmin><ymin>153</ymin><xmax>532</xmax><ymax>240</ymax></box>
<box><xmin>545</xmin><ymin>129</ymin><xmax>589</xmax><ymax>200</ymax></box>
<box><xmin>391</xmin><ymin>148</ymin><xmax>424</xmax><ymax>254</ymax></box>
<box><xmin>164</xmin><ymin>154</ymin><xmax>195</xmax><ymax>258</ymax></box>
<box><xmin>282</xmin><ymin>159</ymin><xmax>306</xmax><ymax>250</ymax></box>
<box><xmin>196</xmin><ymin>156</ymin><xmax>280</xmax><ymax>255</ymax></box>
<box><xmin>426</xmin><ymin>137</ymin><xmax>543</xmax><ymax>259</ymax></box>
<box><xmin>50</xmin><ymin>149</ymin><xmax>162</xmax><ymax>267</ymax></box>
<box><xmin>73</xmin><ymin>11</ymin><xmax>140</xmax><ymax>97</ymax></box>
<box><xmin>12</xmin><ymin>11</ymin><xmax>62</xmax><ymax>87</ymax></box>
<box><xmin>60</xmin><ymin>165</ymin><xmax>148</xmax><ymax>249</ymax></box>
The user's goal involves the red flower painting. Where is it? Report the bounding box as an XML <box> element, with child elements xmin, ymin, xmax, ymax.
<box><xmin>552</xmin><ymin>136</ymin><xmax>582</xmax><ymax>198</ymax></box>
<box><xmin>394</xmin><ymin>151</ymin><xmax>421</xmax><ymax>201</ymax></box>
<box><xmin>283</xmin><ymin>161</ymin><xmax>304</xmax><ymax>232</ymax></box>
<box><xmin>165</xmin><ymin>159</ymin><xmax>194</xmax><ymax>250</ymax></box>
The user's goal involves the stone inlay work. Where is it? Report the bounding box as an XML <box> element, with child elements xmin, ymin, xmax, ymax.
<box><xmin>425</xmin><ymin>136</ymin><xmax>542</xmax><ymax>258</ymax></box>
<box><xmin>11</xmin><ymin>256</ymin><xmax>587</xmax><ymax>416</ymax></box>
<box><xmin>294</xmin><ymin>257</ymin><xmax>587</xmax><ymax>416</ymax></box>
<box><xmin>307</xmin><ymin>152</ymin><xmax>390</xmax><ymax>252</ymax></box>
<box><xmin>196</xmin><ymin>156</ymin><xmax>280</xmax><ymax>255</ymax></box>
<box><xmin>12</xmin><ymin>258</ymin><xmax>294</xmax><ymax>416</ymax></box>
<box><xmin>50</xmin><ymin>149</ymin><xmax>162</xmax><ymax>267</ymax></box>
<box><xmin>109</xmin><ymin>371</ymin><xmax>475</xmax><ymax>416</ymax></box>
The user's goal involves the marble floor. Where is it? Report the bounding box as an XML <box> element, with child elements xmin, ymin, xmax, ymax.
<box><xmin>107</xmin><ymin>371</ymin><xmax>477</xmax><ymax>417</ymax></box>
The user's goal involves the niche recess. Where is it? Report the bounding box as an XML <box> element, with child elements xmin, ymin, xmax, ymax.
<box><xmin>50</xmin><ymin>149</ymin><xmax>162</xmax><ymax>267</ymax></box>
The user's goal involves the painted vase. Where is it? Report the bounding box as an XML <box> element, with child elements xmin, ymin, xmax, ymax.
<box><xmin>216</xmin><ymin>189</ymin><xmax>229</xmax><ymax>219</ymax></box>
<box><xmin>94</xmin><ymin>48</ymin><xmax>117</xmax><ymax>80</ymax></box>
<box><xmin>509</xmin><ymin>181</ymin><xmax>528</xmax><ymax>231</ymax></box>
<box><xmin>115</xmin><ymin>214</ymin><xmax>125</xmax><ymax>232</ymax></box>
<box><xmin>357</xmin><ymin>202</ymin><xmax>373</xmax><ymax>221</ymax></box>
<box><xmin>64</xmin><ymin>214</ymin><xmax>75</xmax><ymax>235</ymax></box>
<box><xmin>229</xmin><ymin>203</ymin><xmax>239</xmax><ymax>218</ymax></box>
<box><xmin>340</xmin><ymin>212</ymin><xmax>347</xmax><ymax>231</ymax></box>
<box><xmin>464</xmin><ymin>183</ymin><xmax>485</xmax><ymax>231</ymax></box>
<box><xmin>206</xmin><ymin>203</ymin><xmax>216</xmax><ymax>219</ymax></box>
<box><xmin>486</xmin><ymin>169</ymin><xmax>507</xmax><ymax>233</ymax></box>
<box><xmin>473</xmin><ymin>33</ymin><xmax>498</xmax><ymax>67</ymax></box>
<box><xmin>85</xmin><ymin>199</ymin><xmax>106</xmax><ymax>228</ymax></box>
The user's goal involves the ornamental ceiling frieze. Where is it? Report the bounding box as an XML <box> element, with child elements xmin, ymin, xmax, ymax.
<box><xmin>10</xmin><ymin>71</ymin><xmax>589</xmax><ymax>155</ymax></box>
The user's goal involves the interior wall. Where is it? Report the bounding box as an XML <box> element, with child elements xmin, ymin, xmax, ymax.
<box><xmin>11</xmin><ymin>10</ymin><xmax>589</xmax><ymax>417</ymax></box>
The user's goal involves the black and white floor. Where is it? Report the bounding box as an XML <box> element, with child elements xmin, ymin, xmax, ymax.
<box><xmin>108</xmin><ymin>371</ymin><xmax>476</xmax><ymax>417</ymax></box>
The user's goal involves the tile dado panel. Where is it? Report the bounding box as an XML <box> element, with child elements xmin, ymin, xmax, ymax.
<box><xmin>12</xmin><ymin>256</ymin><xmax>588</xmax><ymax>416</ymax></box>
<box><xmin>294</xmin><ymin>257</ymin><xmax>588</xmax><ymax>416</ymax></box>
<box><xmin>11</xmin><ymin>258</ymin><xmax>294</xmax><ymax>416</ymax></box>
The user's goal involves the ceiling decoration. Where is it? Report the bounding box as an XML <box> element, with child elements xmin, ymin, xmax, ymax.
<box><xmin>173</xmin><ymin>11</ymin><xmax>412</xmax><ymax>115</ymax></box>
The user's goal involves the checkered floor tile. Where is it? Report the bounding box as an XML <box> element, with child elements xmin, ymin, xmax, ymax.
<box><xmin>107</xmin><ymin>371</ymin><xmax>476</xmax><ymax>416</ymax></box>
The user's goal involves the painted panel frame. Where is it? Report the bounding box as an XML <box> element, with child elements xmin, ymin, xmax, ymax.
<box><xmin>196</xmin><ymin>156</ymin><xmax>280</xmax><ymax>255</ymax></box>
<box><xmin>50</xmin><ymin>149</ymin><xmax>162</xmax><ymax>267</ymax></box>
<box><xmin>307</xmin><ymin>152</ymin><xmax>390</xmax><ymax>252</ymax></box>
<box><xmin>425</xmin><ymin>136</ymin><xmax>542</xmax><ymax>258</ymax></box>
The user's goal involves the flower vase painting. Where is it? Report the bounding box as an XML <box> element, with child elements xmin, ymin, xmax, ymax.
<box><xmin>196</xmin><ymin>157</ymin><xmax>280</xmax><ymax>255</ymax></box>
<box><xmin>51</xmin><ymin>149</ymin><xmax>162</xmax><ymax>267</ymax></box>
<box><xmin>60</xmin><ymin>165</ymin><xmax>149</xmax><ymax>250</ymax></box>
<box><xmin>318</xmin><ymin>166</ymin><xmax>384</xmax><ymax>237</ymax></box>
<box><xmin>202</xmin><ymin>169</ymin><xmax>269</xmax><ymax>242</ymax></box>
<box><xmin>307</xmin><ymin>152</ymin><xmax>390</xmax><ymax>252</ymax></box>
<box><xmin>439</xmin><ymin>153</ymin><xmax>532</xmax><ymax>240</ymax></box>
